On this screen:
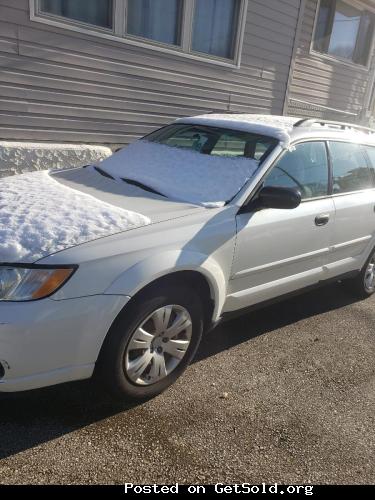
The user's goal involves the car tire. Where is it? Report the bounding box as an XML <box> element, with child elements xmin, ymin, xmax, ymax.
<box><xmin>95</xmin><ymin>284</ymin><xmax>204</xmax><ymax>402</ymax></box>
<box><xmin>343</xmin><ymin>249</ymin><xmax>375</xmax><ymax>299</ymax></box>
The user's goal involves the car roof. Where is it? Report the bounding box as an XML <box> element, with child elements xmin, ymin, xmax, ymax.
<box><xmin>176</xmin><ymin>113</ymin><xmax>375</xmax><ymax>148</ymax></box>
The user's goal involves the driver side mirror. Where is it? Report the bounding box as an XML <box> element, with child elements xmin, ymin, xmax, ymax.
<box><xmin>257</xmin><ymin>186</ymin><xmax>302</xmax><ymax>210</ymax></box>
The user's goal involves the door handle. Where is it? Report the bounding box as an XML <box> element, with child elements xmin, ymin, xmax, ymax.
<box><xmin>315</xmin><ymin>214</ymin><xmax>330</xmax><ymax>226</ymax></box>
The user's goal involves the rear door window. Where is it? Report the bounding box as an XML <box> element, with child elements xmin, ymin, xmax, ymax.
<box><xmin>329</xmin><ymin>142</ymin><xmax>374</xmax><ymax>193</ymax></box>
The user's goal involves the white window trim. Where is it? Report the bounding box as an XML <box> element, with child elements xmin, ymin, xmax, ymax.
<box><xmin>30</xmin><ymin>0</ymin><xmax>248</xmax><ymax>69</ymax></box>
<box><xmin>310</xmin><ymin>0</ymin><xmax>375</xmax><ymax>71</ymax></box>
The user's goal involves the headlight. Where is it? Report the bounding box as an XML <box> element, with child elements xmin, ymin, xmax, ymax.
<box><xmin>0</xmin><ymin>266</ymin><xmax>76</xmax><ymax>302</ymax></box>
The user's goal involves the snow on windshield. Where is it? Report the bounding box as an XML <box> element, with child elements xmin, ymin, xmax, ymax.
<box><xmin>99</xmin><ymin>140</ymin><xmax>261</xmax><ymax>207</ymax></box>
<box><xmin>0</xmin><ymin>170</ymin><xmax>151</xmax><ymax>263</ymax></box>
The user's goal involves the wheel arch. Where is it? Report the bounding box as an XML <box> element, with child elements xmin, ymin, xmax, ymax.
<box><xmin>105</xmin><ymin>250</ymin><xmax>227</xmax><ymax>324</ymax></box>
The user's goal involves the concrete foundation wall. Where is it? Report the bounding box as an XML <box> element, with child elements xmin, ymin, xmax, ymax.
<box><xmin>0</xmin><ymin>142</ymin><xmax>112</xmax><ymax>178</ymax></box>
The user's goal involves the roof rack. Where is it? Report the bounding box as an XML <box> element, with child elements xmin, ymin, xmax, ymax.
<box><xmin>293</xmin><ymin>118</ymin><xmax>375</xmax><ymax>135</ymax></box>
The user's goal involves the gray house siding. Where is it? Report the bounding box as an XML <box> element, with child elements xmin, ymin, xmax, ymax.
<box><xmin>286</xmin><ymin>0</ymin><xmax>375</xmax><ymax>122</ymax></box>
<box><xmin>0</xmin><ymin>0</ymin><xmax>300</xmax><ymax>148</ymax></box>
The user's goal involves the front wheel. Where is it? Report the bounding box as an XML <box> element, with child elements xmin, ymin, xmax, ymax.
<box><xmin>95</xmin><ymin>285</ymin><xmax>203</xmax><ymax>402</ymax></box>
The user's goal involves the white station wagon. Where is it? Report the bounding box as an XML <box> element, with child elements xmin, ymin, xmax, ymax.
<box><xmin>1</xmin><ymin>114</ymin><xmax>375</xmax><ymax>401</ymax></box>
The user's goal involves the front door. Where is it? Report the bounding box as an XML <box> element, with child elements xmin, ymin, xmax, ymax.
<box><xmin>224</xmin><ymin>141</ymin><xmax>335</xmax><ymax>313</ymax></box>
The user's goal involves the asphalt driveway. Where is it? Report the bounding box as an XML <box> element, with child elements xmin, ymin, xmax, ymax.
<box><xmin>0</xmin><ymin>282</ymin><xmax>374</xmax><ymax>485</ymax></box>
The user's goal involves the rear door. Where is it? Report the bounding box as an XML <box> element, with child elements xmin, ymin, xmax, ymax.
<box><xmin>325</xmin><ymin>141</ymin><xmax>375</xmax><ymax>277</ymax></box>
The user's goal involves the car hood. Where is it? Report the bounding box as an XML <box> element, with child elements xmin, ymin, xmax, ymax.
<box><xmin>0</xmin><ymin>167</ymin><xmax>204</xmax><ymax>264</ymax></box>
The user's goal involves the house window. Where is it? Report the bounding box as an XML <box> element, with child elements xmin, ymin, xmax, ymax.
<box><xmin>127</xmin><ymin>0</ymin><xmax>182</xmax><ymax>46</ymax></box>
<box><xmin>192</xmin><ymin>0</ymin><xmax>240</xmax><ymax>58</ymax></box>
<box><xmin>32</xmin><ymin>0</ymin><xmax>247</xmax><ymax>65</ymax></box>
<box><xmin>313</xmin><ymin>0</ymin><xmax>375</xmax><ymax>66</ymax></box>
<box><xmin>39</xmin><ymin>0</ymin><xmax>114</xmax><ymax>29</ymax></box>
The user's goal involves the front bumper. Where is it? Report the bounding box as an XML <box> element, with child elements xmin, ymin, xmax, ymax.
<box><xmin>0</xmin><ymin>294</ymin><xmax>129</xmax><ymax>392</ymax></box>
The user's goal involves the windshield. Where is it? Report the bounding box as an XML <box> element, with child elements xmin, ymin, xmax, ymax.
<box><xmin>99</xmin><ymin>124</ymin><xmax>279</xmax><ymax>207</ymax></box>
<box><xmin>146</xmin><ymin>124</ymin><xmax>278</xmax><ymax>161</ymax></box>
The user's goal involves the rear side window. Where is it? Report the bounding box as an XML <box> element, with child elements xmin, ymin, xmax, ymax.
<box><xmin>329</xmin><ymin>142</ymin><xmax>374</xmax><ymax>193</ymax></box>
<box><xmin>264</xmin><ymin>141</ymin><xmax>329</xmax><ymax>200</ymax></box>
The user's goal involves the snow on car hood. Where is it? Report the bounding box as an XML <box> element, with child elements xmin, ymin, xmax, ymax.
<box><xmin>0</xmin><ymin>170</ymin><xmax>151</xmax><ymax>263</ymax></box>
<box><xmin>99</xmin><ymin>140</ymin><xmax>260</xmax><ymax>207</ymax></box>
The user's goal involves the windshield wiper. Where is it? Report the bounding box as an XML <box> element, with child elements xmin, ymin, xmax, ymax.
<box><xmin>94</xmin><ymin>166</ymin><xmax>115</xmax><ymax>180</ymax></box>
<box><xmin>94</xmin><ymin>167</ymin><xmax>166</xmax><ymax>198</ymax></box>
<box><xmin>122</xmin><ymin>178</ymin><xmax>167</xmax><ymax>198</ymax></box>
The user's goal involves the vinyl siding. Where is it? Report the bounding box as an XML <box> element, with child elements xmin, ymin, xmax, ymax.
<box><xmin>286</xmin><ymin>0</ymin><xmax>375</xmax><ymax>122</ymax></box>
<box><xmin>0</xmin><ymin>0</ymin><xmax>300</xmax><ymax>147</ymax></box>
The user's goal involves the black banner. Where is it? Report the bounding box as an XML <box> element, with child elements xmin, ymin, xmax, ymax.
<box><xmin>0</xmin><ymin>484</ymin><xmax>374</xmax><ymax>496</ymax></box>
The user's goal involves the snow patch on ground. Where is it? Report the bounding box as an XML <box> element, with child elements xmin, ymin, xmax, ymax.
<box><xmin>0</xmin><ymin>142</ymin><xmax>112</xmax><ymax>178</ymax></box>
<box><xmin>177</xmin><ymin>114</ymin><xmax>299</xmax><ymax>147</ymax></box>
<box><xmin>99</xmin><ymin>141</ymin><xmax>260</xmax><ymax>206</ymax></box>
<box><xmin>0</xmin><ymin>170</ymin><xmax>150</xmax><ymax>263</ymax></box>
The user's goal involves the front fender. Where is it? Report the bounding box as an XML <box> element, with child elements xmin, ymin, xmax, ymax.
<box><xmin>104</xmin><ymin>250</ymin><xmax>227</xmax><ymax>322</ymax></box>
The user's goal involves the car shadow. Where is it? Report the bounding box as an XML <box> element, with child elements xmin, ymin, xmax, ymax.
<box><xmin>195</xmin><ymin>281</ymin><xmax>361</xmax><ymax>363</ymax></box>
<box><xmin>0</xmin><ymin>282</ymin><xmax>361</xmax><ymax>460</ymax></box>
